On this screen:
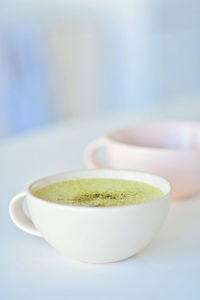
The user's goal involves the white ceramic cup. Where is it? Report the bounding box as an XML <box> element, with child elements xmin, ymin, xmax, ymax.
<box><xmin>9</xmin><ymin>169</ymin><xmax>171</xmax><ymax>263</ymax></box>
<box><xmin>85</xmin><ymin>121</ymin><xmax>200</xmax><ymax>199</ymax></box>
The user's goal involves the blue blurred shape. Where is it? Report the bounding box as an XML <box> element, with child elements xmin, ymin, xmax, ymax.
<box><xmin>2</xmin><ymin>23</ymin><xmax>53</xmax><ymax>134</ymax></box>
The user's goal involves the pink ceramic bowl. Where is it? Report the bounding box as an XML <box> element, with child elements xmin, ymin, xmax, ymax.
<box><xmin>85</xmin><ymin>121</ymin><xmax>200</xmax><ymax>199</ymax></box>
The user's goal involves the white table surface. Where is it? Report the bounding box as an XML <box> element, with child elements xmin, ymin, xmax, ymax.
<box><xmin>1</xmin><ymin>113</ymin><xmax>200</xmax><ymax>300</ymax></box>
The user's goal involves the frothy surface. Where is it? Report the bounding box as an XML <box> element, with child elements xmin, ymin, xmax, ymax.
<box><xmin>34</xmin><ymin>178</ymin><xmax>163</xmax><ymax>207</ymax></box>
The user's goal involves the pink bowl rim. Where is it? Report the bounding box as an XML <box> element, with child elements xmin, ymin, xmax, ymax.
<box><xmin>107</xmin><ymin>120</ymin><xmax>200</xmax><ymax>153</ymax></box>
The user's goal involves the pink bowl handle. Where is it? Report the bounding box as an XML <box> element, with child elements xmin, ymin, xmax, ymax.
<box><xmin>84</xmin><ymin>137</ymin><xmax>106</xmax><ymax>168</ymax></box>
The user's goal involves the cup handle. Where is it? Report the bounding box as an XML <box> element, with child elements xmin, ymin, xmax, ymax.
<box><xmin>84</xmin><ymin>137</ymin><xmax>107</xmax><ymax>168</ymax></box>
<box><xmin>9</xmin><ymin>191</ymin><xmax>42</xmax><ymax>237</ymax></box>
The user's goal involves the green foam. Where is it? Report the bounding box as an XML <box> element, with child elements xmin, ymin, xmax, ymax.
<box><xmin>34</xmin><ymin>178</ymin><xmax>163</xmax><ymax>207</ymax></box>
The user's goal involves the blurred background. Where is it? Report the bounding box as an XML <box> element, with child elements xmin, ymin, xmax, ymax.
<box><xmin>0</xmin><ymin>0</ymin><xmax>200</xmax><ymax>138</ymax></box>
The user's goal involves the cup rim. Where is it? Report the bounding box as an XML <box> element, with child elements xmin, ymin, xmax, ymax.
<box><xmin>107</xmin><ymin>120</ymin><xmax>200</xmax><ymax>153</ymax></box>
<box><xmin>27</xmin><ymin>169</ymin><xmax>171</xmax><ymax>210</ymax></box>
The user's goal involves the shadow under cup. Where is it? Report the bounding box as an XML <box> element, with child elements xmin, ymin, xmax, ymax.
<box><xmin>85</xmin><ymin>121</ymin><xmax>200</xmax><ymax>199</ymax></box>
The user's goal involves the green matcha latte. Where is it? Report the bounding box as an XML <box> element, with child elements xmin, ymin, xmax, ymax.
<box><xmin>34</xmin><ymin>178</ymin><xmax>163</xmax><ymax>207</ymax></box>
